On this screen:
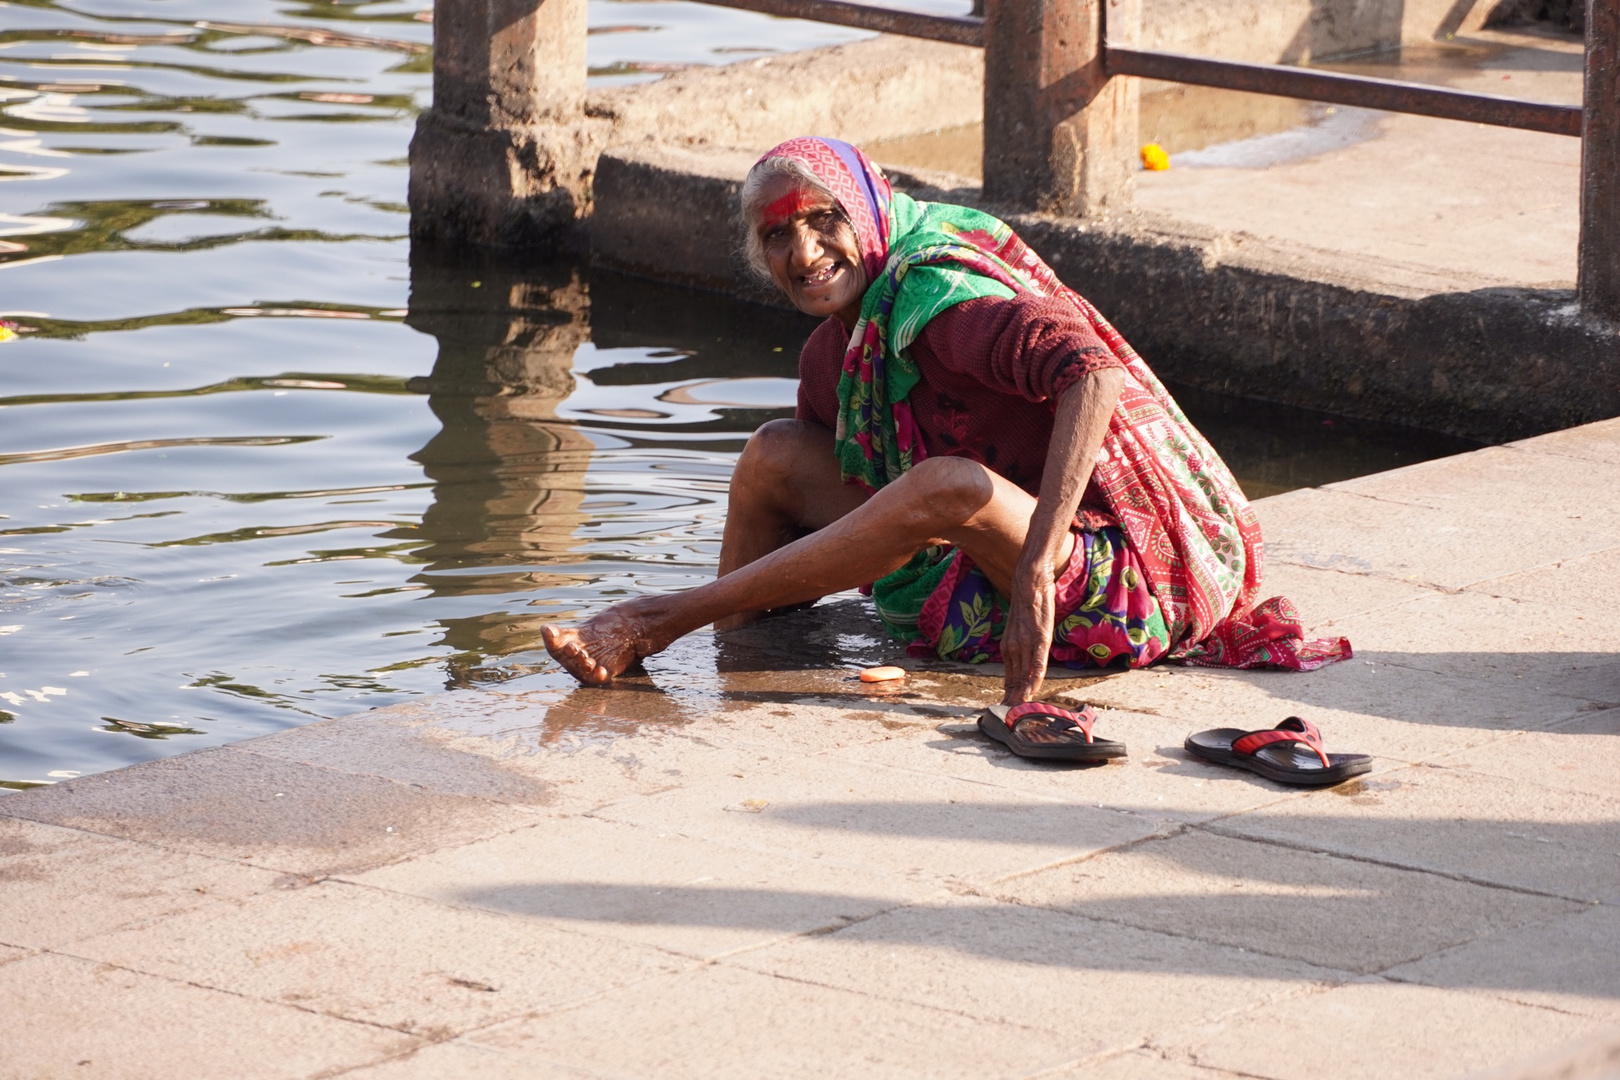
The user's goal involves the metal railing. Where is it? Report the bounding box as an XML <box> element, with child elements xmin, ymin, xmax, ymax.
<box><xmin>693</xmin><ymin>0</ymin><xmax>1582</xmax><ymax>137</ymax></box>
<box><xmin>695</xmin><ymin>0</ymin><xmax>985</xmax><ymax>47</ymax></box>
<box><xmin>1106</xmin><ymin>46</ymin><xmax>1582</xmax><ymax>136</ymax></box>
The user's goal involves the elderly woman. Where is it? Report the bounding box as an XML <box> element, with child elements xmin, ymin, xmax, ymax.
<box><xmin>543</xmin><ymin>136</ymin><xmax>1347</xmax><ymax>758</ymax></box>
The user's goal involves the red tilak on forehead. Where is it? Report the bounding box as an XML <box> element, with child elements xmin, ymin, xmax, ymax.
<box><xmin>760</xmin><ymin>189</ymin><xmax>821</xmax><ymax>229</ymax></box>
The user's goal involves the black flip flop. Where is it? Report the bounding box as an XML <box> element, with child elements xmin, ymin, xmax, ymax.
<box><xmin>978</xmin><ymin>701</ymin><xmax>1127</xmax><ymax>762</ymax></box>
<box><xmin>1184</xmin><ymin>716</ymin><xmax>1371</xmax><ymax>786</ymax></box>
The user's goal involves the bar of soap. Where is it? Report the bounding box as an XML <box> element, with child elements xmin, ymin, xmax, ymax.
<box><xmin>859</xmin><ymin>665</ymin><xmax>906</xmax><ymax>683</ymax></box>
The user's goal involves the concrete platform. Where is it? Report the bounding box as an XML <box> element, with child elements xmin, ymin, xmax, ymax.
<box><xmin>3</xmin><ymin>415</ymin><xmax>1619</xmax><ymax>1074</ymax></box>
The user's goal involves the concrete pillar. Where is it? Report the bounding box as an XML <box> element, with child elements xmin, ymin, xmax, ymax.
<box><xmin>409</xmin><ymin>0</ymin><xmax>603</xmax><ymax>250</ymax></box>
<box><xmin>981</xmin><ymin>0</ymin><xmax>1139</xmax><ymax>215</ymax></box>
<box><xmin>1579</xmin><ymin>0</ymin><xmax>1620</xmax><ymax>321</ymax></box>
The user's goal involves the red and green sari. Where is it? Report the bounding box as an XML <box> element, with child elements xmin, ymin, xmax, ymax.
<box><xmin>758</xmin><ymin>137</ymin><xmax>1350</xmax><ymax>671</ymax></box>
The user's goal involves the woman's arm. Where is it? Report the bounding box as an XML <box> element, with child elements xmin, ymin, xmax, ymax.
<box><xmin>1000</xmin><ymin>366</ymin><xmax>1126</xmax><ymax>704</ymax></box>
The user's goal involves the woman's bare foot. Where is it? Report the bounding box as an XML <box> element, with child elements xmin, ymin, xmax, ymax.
<box><xmin>541</xmin><ymin>603</ymin><xmax>673</xmax><ymax>686</ymax></box>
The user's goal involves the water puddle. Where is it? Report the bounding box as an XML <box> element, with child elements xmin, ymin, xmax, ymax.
<box><xmin>867</xmin><ymin>86</ymin><xmax>1364</xmax><ymax>180</ymax></box>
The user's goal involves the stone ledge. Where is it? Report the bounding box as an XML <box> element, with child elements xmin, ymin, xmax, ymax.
<box><xmin>588</xmin><ymin>36</ymin><xmax>984</xmax><ymax>153</ymax></box>
<box><xmin>589</xmin><ymin>141</ymin><xmax>1619</xmax><ymax>442</ymax></box>
<box><xmin>591</xmin><ymin>142</ymin><xmax>758</xmax><ymax>294</ymax></box>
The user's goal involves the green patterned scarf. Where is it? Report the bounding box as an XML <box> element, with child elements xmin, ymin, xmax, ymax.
<box><xmin>834</xmin><ymin>194</ymin><xmax>1056</xmax><ymax>492</ymax></box>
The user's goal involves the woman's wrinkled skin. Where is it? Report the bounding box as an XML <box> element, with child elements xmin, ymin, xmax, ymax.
<box><xmin>541</xmin><ymin>174</ymin><xmax>1124</xmax><ymax>740</ymax></box>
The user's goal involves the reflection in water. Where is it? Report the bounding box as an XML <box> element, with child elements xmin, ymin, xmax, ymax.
<box><xmin>405</xmin><ymin>260</ymin><xmax>596</xmax><ymax>666</ymax></box>
<box><xmin>397</xmin><ymin>255</ymin><xmax>817</xmax><ymax>688</ymax></box>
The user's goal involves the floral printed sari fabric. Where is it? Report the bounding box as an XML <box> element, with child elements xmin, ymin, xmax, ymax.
<box><xmin>884</xmin><ymin>526</ymin><xmax>1173</xmax><ymax>669</ymax></box>
<box><xmin>756</xmin><ymin>136</ymin><xmax>1350</xmax><ymax>671</ymax></box>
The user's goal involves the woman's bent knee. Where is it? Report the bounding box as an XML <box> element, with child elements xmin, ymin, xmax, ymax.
<box><xmin>896</xmin><ymin>456</ymin><xmax>998</xmax><ymax>525</ymax></box>
<box><xmin>738</xmin><ymin>419</ymin><xmax>830</xmax><ymax>480</ymax></box>
<box><xmin>731</xmin><ymin>419</ymin><xmax>836</xmax><ymax>498</ymax></box>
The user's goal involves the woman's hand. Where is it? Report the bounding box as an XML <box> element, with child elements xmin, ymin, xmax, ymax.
<box><xmin>1001</xmin><ymin>556</ymin><xmax>1057</xmax><ymax>705</ymax></box>
<box><xmin>1001</xmin><ymin>367</ymin><xmax>1124</xmax><ymax>704</ymax></box>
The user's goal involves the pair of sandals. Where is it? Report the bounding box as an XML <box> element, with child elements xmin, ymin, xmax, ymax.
<box><xmin>978</xmin><ymin>701</ymin><xmax>1371</xmax><ymax>786</ymax></box>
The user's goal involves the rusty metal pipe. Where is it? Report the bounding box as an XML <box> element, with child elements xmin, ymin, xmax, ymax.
<box><xmin>1106</xmin><ymin>45</ymin><xmax>1582</xmax><ymax>137</ymax></box>
<box><xmin>688</xmin><ymin>0</ymin><xmax>985</xmax><ymax>47</ymax></box>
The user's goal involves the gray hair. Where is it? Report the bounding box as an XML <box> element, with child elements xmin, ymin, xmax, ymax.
<box><xmin>736</xmin><ymin>155</ymin><xmax>840</xmax><ymax>284</ymax></box>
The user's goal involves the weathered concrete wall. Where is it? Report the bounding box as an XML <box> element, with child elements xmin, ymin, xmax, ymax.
<box><xmin>590</xmin><ymin>144</ymin><xmax>758</xmax><ymax>293</ymax></box>
<box><xmin>589</xmin><ymin>37</ymin><xmax>984</xmax><ymax>152</ymax></box>
<box><xmin>589</xmin><ymin>143</ymin><xmax>1620</xmax><ymax>442</ymax></box>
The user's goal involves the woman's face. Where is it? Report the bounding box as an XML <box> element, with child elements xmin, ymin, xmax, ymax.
<box><xmin>754</xmin><ymin>174</ymin><xmax>867</xmax><ymax>325</ymax></box>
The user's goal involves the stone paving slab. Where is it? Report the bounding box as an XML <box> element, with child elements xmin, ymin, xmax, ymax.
<box><xmin>819</xmin><ymin>707</ymin><xmax>1298</xmax><ymax>823</ymax></box>
<box><xmin>1319</xmin><ymin>588</ymin><xmax>1620</xmax><ymax>693</ymax></box>
<box><xmin>339</xmin><ymin>1042</ymin><xmax>593</xmax><ymax>1079</ymax></box>
<box><xmin>1258</xmin><ymin>485</ymin><xmax>1620</xmax><ymax>592</ymax></box>
<box><xmin>1211</xmin><ymin>765</ymin><xmax>1620</xmax><ymax>902</ymax></box>
<box><xmin>1328</xmin><ymin>445</ymin><xmax>1620</xmax><ymax>529</ymax></box>
<box><xmin>1383</xmin><ymin>904</ymin><xmax>1620</xmax><ymax>1022</ymax></box>
<box><xmin>2</xmin><ymin>746</ymin><xmax>545</xmax><ymax>878</ymax></box>
<box><xmin>1133</xmin><ymin>31</ymin><xmax>1586</xmax><ymax>289</ymax></box>
<box><xmin>1075</xmin><ymin>661</ymin><xmax>1593</xmax><ymax>765</ymax></box>
<box><xmin>1475</xmin><ymin>546</ymin><xmax>1620</xmax><ymax>617</ymax></box>
<box><xmin>71</xmin><ymin>877</ymin><xmax>690</xmax><ymax>1038</ymax></box>
<box><xmin>1250</xmin><ymin>560</ymin><xmax>1438</xmax><ymax>625</ymax></box>
<box><xmin>1047</xmin><ymin>1050</ymin><xmax>1246</xmax><ymax>1079</ymax></box>
<box><xmin>349</xmin><ymin>813</ymin><xmax>942</xmax><ymax>960</ymax></box>
<box><xmin>3</xmin><ymin>419</ymin><xmax>1619</xmax><ymax>1078</ymax></box>
<box><xmin>0</xmin><ymin>951</ymin><xmax>418</xmax><ymax>1080</ymax></box>
<box><xmin>1506</xmin><ymin>418</ymin><xmax>1620</xmax><ymax>466</ymax></box>
<box><xmin>1157</xmin><ymin>979</ymin><xmax>1599</xmax><ymax>1080</ymax></box>
<box><xmin>235</xmin><ymin>714</ymin><xmax>555</xmax><ymax>805</ymax></box>
<box><xmin>725</xmin><ymin>893</ymin><xmax>1340</xmax><ymax>1043</ymax></box>
<box><xmin>986</xmin><ymin>829</ymin><xmax>1580</xmax><ymax>974</ymax></box>
<box><xmin>0</xmin><ymin>816</ymin><xmax>281</xmax><ymax>950</ymax></box>
<box><xmin>585</xmin><ymin>753</ymin><xmax>1177</xmax><ymax>886</ymax></box>
<box><xmin>455</xmin><ymin>964</ymin><xmax>1085</xmax><ymax>1079</ymax></box>
<box><xmin>1442</xmin><ymin>707</ymin><xmax>1620</xmax><ymax>800</ymax></box>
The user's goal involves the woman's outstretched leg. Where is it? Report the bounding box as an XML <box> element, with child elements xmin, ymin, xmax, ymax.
<box><xmin>541</xmin><ymin>436</ymin><xmax>1064</xmax><ymax>684</ymax></box>
<box><xmin>542</xmin><ymin>419</ymin><xmax>858</xmax><ymax>684</ymax></box>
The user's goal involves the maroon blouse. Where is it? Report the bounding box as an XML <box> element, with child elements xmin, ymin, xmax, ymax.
<box><xmin>794</xmin><ymin>293</ymin><xmax>1124</xmax><ymax>496</ymax></box>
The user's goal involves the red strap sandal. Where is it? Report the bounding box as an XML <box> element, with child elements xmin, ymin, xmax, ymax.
<box><xmin>978</xmin><ymin>701</ymin><xmax>1127</xmax><ymax>762</ymax></box>
<box><xmin>1184</xmin><ymin>716</ymin><xmax>1371</xmax><ymax>786</ymax></box>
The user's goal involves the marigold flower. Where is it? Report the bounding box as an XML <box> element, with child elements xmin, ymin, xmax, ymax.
<box><xmin>1140</xmin><ymin>143</ymin><xmax>1170</xmax><ymax>171</ymax></box>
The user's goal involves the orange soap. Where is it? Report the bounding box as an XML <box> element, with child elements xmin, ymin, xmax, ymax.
<box><xmin>859</xmin><ymin>665</ymin><xmax>906</xmax><ymax>682</ymax></box>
